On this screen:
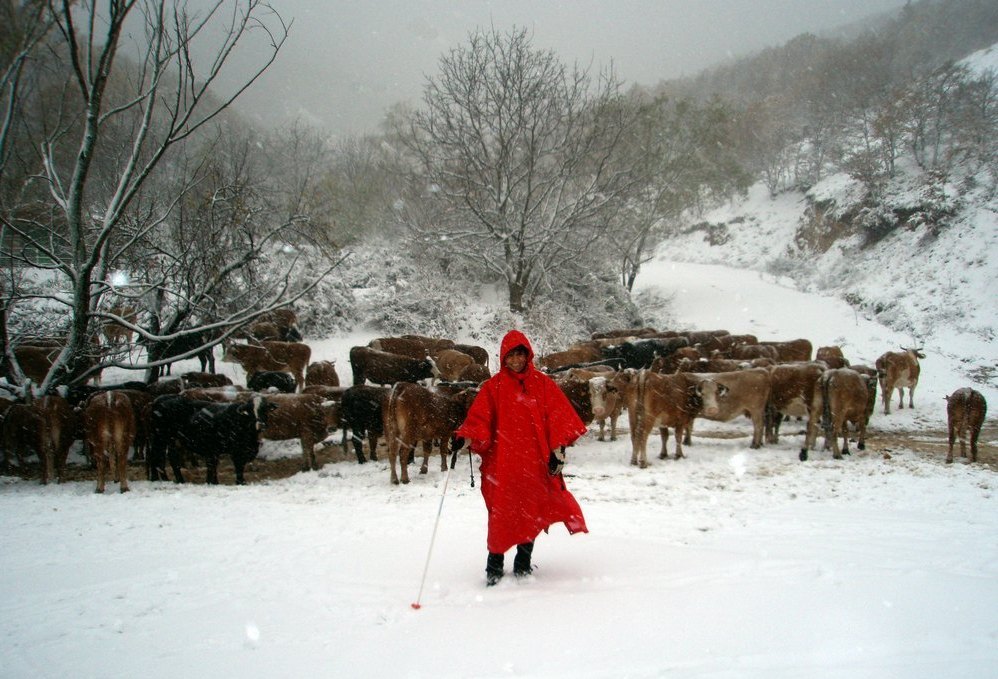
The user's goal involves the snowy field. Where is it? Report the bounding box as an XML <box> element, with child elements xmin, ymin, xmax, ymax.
<box><xmin>2</xmin><ymin>259</ymin><xmax>996</xmax><ymax>679</ymax></box>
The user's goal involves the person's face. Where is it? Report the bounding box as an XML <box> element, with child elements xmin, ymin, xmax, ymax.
<box><xmin>504</xmin><ymin>347</ymin><xmax>529</xmax><ymax>373</ymax></box>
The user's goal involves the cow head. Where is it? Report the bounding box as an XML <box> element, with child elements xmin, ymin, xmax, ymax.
<box><xmin>250</xmin><ymin>395</ymin><xmax>278</xmax><ymax>431</ymax></box>
<box><xmin>695</xmin><ymin>379</ymin><xmax>729</xmax><ymax>418</ymax></box>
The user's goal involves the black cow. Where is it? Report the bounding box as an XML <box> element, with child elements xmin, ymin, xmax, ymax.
<box><xmin>147</xmin><ymin>394</ymin><xmax>213</xmax><ymax>482</ymax></box>
<box><xmin>247</xmin><ymin>371</ymin><xmax>296</xmax><ymax>394</ymax></box>
<box><xmin>601</xmin><ymin>337</ymin><xmax>689</xmax><ymax>370</ymax></box>
<box><xmin>179</xmin><ymin>396</ymin><xmax>276</xmax><ymax>485</ymax></box>
<box><xmin>340</xmin><ymin>385</ymin><xmax>390</xmax><ymax>464</ymax></box>
<box><xmin>143</xmin><ymin>330</ymin><xmax>217</xmax><ymax>381</ymax></box>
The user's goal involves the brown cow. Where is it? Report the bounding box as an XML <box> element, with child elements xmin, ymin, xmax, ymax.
<box><xmin>691</xmin><ymin>368</ymin><xmax>772</xmax><ymax>449</ymax></box>
<box><xmin>348</xmin><ymin>346</ymin><xmax>437</xmax><ymax>386</ymax></box>
<box><xmin>622</xmin><ymin>370</ymin><xmax>698</xmax><ymax>466</ymax></box>
<box><xmin>222</xmin><ymin>341</ymin><xmax>311</xmax><ymax>392</ymax></box>
<box><xmin>257</xmin><ymin>308</ymin><xmax>302</xmax><ymax>342</ymax></box>
<box><xmin>306</xmin><ymin>360</ymin><xmax>340</xmax><ymax>388</ymax></box>
<box><xmin>759</xmin><ymin>339</ymin><xmax>813</xmax><ymax>362</ymax></box>
<box><xmin>553</xmin><ymin>374</ymin><xmax>594</xmax><ymax>425</ymax></box>
<box><xmin>815</xmin><ymin>346</ymin><xmax>850</xmax><ymax>369</ymax></box>
<box><xmin>801</xmin><ymin>368</ymin><xmax>868</xmax><ymax>461</ymax></box>
<box><xmin>850</xmin><ymin>364</ymin><xmax>879</xmax><ymax>425</ymax></box>
<box><xmin>538</xmin><ymin>344</ymin><xmax>604</xmax><ymax>372</ymax></box>
<box><xmin>453</xmin><ymin>343</ymin><xmax>489</xmax><ymax>366</ymax></box>
<box><xmin>84</xmin><ymin>391</ymin><xmax>136</xmax><ymax>493</ymax></box>
<box><xmin>258</xmin><ymin>393</ymin><xmax>340</xmax><ymax>471</ymax></box>
<box><xmin>35</xmin><ymin>395</ymin><xmax>77</xmax><ymax>484</ymax></box>
<box><xmin>433</xmin><ymin>349</ymin><xmax>476</xmax><ymax>382</ymax></box>
<box><xmin>102</xmin><ymin>306</ymin><xmax>138</xmax><ymax>345</ymax></box>
<box><xmin>650</xmin><ymin>346</ymin><xmax>701</xmax><ymax>373</ymax></box>
<box><xmin>236</xmin><ymin>320</ymin><xmax>283</xmax><ymax>343</ymax></box>
<box><xmin>384</xmin><ymin>382</ymin><xmax>477</xmax><ymax>485</ymax></box>
<box><xmin>945</xmin><ymin>388</ymin><xmax>987</xmax><ymax>463</ymax></box>
<box><xmin>730</xmin><ymin>344</ymin><xmax>780</xmax><ymax>361</ymax></box>
<box><xmin>371</xmin><ymin>336</ymin><xmax>454</xmax><ymax>359</ymax></box>
<box><xmin>876</xmin><ymin>348</ymin><xmax>924</xmax><ymax>414</ymax></box>
<box><xmin>678</xmin><ymin>357</ymin><xmax>774</xmax><ymax>373</ymax></box>
<box><xmin>765</xmin><ymin>362</ymin><xmax>826</xmax><ymax>444</ymax></box>
<box><xmin>457</xmin><ymin>362</ymin><xmax>491</xmax><ymax>383</ymax></box>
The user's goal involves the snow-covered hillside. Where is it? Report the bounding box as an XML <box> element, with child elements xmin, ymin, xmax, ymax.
<box><xmin>657</xmin><ymin>168</ymin><xmax>997</xmax><ymax>390</ymax></box>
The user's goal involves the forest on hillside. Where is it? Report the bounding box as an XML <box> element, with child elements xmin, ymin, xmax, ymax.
<box><xmin>1</xmin><ymin>0</ymin><xmax>995</xmax><ymax>394</ymax></box>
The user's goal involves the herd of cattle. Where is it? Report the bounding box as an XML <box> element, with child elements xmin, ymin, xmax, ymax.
<box><xmin>0</xmin><ymin>318</ymin><xmax>990</xmax><ymax>493</ymax></box>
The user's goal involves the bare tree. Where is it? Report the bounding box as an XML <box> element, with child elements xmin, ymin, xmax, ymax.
<box><xmin>393</xmin><ymin>26</ymin><xmax>633</xmax><ymax>312</ymax></box>
<box><xmin>0</xmin><ymin>1</ymin><xmax>338</xmax><ymax>391</ymax></box>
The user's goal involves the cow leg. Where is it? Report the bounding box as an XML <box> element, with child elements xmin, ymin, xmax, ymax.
<box><xmin>750</xmin><ymin>411</ymin><xmax>764</xmax><ymax>449</ymax></box>
<box><xmin>609</xmin><ymin>414</ymin><xmax>618</xmax><ymax>441</ymax></box>
<box><xmin>970</xmin><ymin>425</ymin><xmax>980</xmax><ymax>463</ymax></box>
<box><xmin>205</xmin><ymin>456</ymin><xmax>219</xmax><ymax>485</ymax></box>
<box><xmin>831</xmin><ymin>421</ymin><xmax>844</xmax><ymax>459</ymax></box>
<box><xmin>438</xmin><ymin>438</ymin><xmax>449</xmax><ymax>473</ymax></box>
<box><xmin>627</xmin><ymin>407</ymin><xmax>642</xmax><ymax>466</ymax></box>
<box><xmin>658</xmin><ymin>427</ymin><xmax>682</xmax><ymax>460</ymax></box>
<box><xmin>367</xmin><ymin>434</ymin><xmax>378</xmax><ymax>462</ymax></box>
<box><xmin>350</xmin><ymin>428</ymin><xmax>366</xmax><ymax>464</ymax></box>
<box><xmin>419</xmin><ymin>440</ymin><xmax>432</xmax><ymax>475</ymax></box>
<box><xmin>947</xmin><ymin>422</ymin><xmax>957</xmax><ymax>463</ymax></box>
<box><xmin>301</xmin><ymin>436</ymin><xmax>317</xmax><ymax>472</ymax></box>
<box><xmin>673</xmin><ymin>425</ymin><xmax>686</xmax><ymax>460</ymax></box>
<box><xmin>233</xmin><ymin>457</ymin><xmax>247</xmax><ymax>485</ymax></box>
<box><xmin>908</xmin><ymin>386</ymin><xmax>915</xmax><ymax>409</ymax></box>
<box><xmin>167</xmin><ymin>444</ymin><xmax>185</xmax><ymax>483</ymax></box>
<box><xmin>117</xmin><ymin>443</ymin><xmax>130</xmax><ymax>493</ymax></box>
<box><xmin>856</xmin><ymin>418</ymin><xmax>866</xmax><ymax>452</ymax></box>
<box><xmin>896</xmin><ymin>387</ymin><xmax>904</xmax><ymax>410</ymax></box>
<box><xmin>597</xmin><ymin>419</ymin><xmax>606</xmax><ymax>442</ymax></box>
<box><xmin>95</xmin><ymin>447</ymin><xmax>107</xmax><ymax>493</ymax></box>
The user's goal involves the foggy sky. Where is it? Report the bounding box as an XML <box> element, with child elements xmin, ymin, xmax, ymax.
<box><xmin>205</xmin><ymin>0</ymin><xmax>910</xmax><ymax>137</ymax></box>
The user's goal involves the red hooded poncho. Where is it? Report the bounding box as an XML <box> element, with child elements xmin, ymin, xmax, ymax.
<box><xmin>455</xmin><ymin>330</ymin><xmax>589</xmax><ymax>554</ymax></box>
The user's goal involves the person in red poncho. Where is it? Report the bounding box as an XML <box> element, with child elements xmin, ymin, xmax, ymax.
<box><xmin>455</xmin><ymin>329</ymin><xmax>589</xmax><ymax>586</ymax></box>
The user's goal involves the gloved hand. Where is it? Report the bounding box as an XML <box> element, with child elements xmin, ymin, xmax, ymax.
<box><xmin>548</xmin><ymin>448</ymin><xmax>566</xmax><ymax>476</ymax></box>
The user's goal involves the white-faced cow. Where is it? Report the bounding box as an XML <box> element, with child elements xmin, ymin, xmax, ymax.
<box><xmin>945</xmin><ymin>388</ymin><xmax>987</xmax><ymax>463</ymax></box>
<box><xmin>875</xmin><ymin>347</ymin><xmax>924</xmax><ymax>414</ymax></box>
<box><xmin>691</xmin><ymin>368</ymin><xmax>772</xmax><ymax>450</ymax></box>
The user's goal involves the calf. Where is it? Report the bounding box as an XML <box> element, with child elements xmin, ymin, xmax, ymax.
<box><xmin>876</xmin><ymin>348</ymin><xmax>924</xmax><ymax>414</ymax></box>
<box><xmin>945</xmin><ymin>388</ymin><xmax>987</xmax><ymax>463</ymax></box>
<box><xmin>179</xmin><ymin>396</ymin><xmax>276</xmax><ymax>484</ymax></box>
<box><xmin>602</xmin><ymin>337</ymin><xmax>690</xmax><ymax>371</ymax></box>
<box><xmin>622</xmin><ymin>370</ymin><xmax>699</xmax><ymax>466</ymax></box>
<box><xmin>247</xmin><ymin>370</ymin><xmax>297</xmax><ymax>393</ymax></box>
<box><xmin>458</xmin><ymin>362</ymin><xmax>491</xmax><ymax>383</ymax></box>
<box><xmin>147</xmin><ymin>395</ymin><xmax>215</xmax><ymax>482</ymax></box>
<box><xmin>764</xmin><ymin>362</ymin><xmax>826</xmax><ymax>444</ymax></box>
<box><xmin>587</xmin><ymin>372</ymin><xmax>626</xmax><ymax>442</ymax></box>
<box><xmin>553</xmin><ymin>374</ymin><xmax>594</xmax><ymax>425</ymax></box>
<box><xmin>305</xmin><ymin>360</ymin><xmax>340</xmax><ymax>388</ymax></box>
<box><xmin>259</xmin><ymin>393</ymin><xmax>339</xmax><ymax>471</ymax></box>
<box><xmin>691</xmin><ymin>368</ymin><xmax>772</xmax><ymax>449</ymax></box>
<box><xmin>453</xmin><ymin>343</ymin><xmax>489</xmax><ymax>366</ymax></box>
<box><xmin>348</xmin><ymin>346</ymin><xmax>437</xmax><ymax>386</ymax></box>
<box><xmin>384</xmin><ymin>382</ymin><xmax>477</xmax><ymax>485</ymax></box>
<box><xmin>84</xmin><ymin>391</ymin><xmax>136</xmax><ymax>493</ymax></box>
<box><xmin>339</xmin><ymin>385</ymin><xmax>390</xmax><ymax>463</ymax></box>
<box><xmin>801</xmin><ymin>368</ymin><xmax>869</xmax><ymax>461</ymax></box>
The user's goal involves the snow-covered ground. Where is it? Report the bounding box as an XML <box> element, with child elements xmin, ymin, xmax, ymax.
<box><xmin>2</xmin><ymin>257</ymin><xmax>995</xmax><ymax>679</ymax></box>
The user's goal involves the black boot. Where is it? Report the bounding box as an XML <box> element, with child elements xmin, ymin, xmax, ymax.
<box><xmin>486</xmin><ymin>552</ymin><xmax>504</xmax><ymax>586</ymax></box>
<box><xmin>513</xmin><ymin>541</ymin><xmax>534</xmax><ymax>577</ymax></box>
